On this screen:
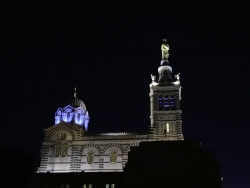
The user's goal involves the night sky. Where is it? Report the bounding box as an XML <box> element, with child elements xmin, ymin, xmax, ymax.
<box><xmin>0</xmin><ymin>2</ymin><xmax>249</xmax><ymax>187</ymax></box>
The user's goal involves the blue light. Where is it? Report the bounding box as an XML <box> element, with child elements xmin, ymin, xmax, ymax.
<box><xmin>62</xmin><ymin>112</ymin><xmax>74</xmax><ymax>122</ymax></box>
<box><xmin>74</xmin><ymin>113</ymin><xmax>84</xmax><ymax>125</ymax></box>
<box><xmin>54</xmin><ymin>105</ymin><xmax>90</xmax><ymax>129</ymax></box>
<box><xmin>55</xmin><ymin>116</ymin><xmax>61</xmax><ymax>124</ymax></box>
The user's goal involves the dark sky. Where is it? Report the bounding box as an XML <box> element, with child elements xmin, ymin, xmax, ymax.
<box><xmin>0</xmin><ymin>1</ymin><xmax>249</xmax><ymax>187</ymax></box>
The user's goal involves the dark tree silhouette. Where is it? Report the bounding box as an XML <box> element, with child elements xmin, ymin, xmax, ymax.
<box><xmin>0</xmin><ymin>147</ymin><xmax>35</xmax><ymax>188</ymax></box>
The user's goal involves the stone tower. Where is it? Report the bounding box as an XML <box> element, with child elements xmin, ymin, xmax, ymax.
<box><xmin>149</xmin><ymin>39</ymin><xmax>184</xmax><ymax>140</ymax></box>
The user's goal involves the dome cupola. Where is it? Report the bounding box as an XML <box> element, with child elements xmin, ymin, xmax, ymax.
<box><xmin>66</xmin><ymin>97</ymin><xmax>86</xmax><ymax>110</ymax></box>
<box><xmin>54</xmin><ymin>88</ymin><xmax>90</xmax><ymax>130</ymax></box>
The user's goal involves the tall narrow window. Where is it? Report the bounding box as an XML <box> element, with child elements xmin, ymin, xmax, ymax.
<box><xmin>164</xmin><ymin>97</ymin><xmax>169</xmax><ymax>110</ymax></box>
<box><xmin>166</xmin><ymin>123</ymin><xmax>170</xmax><ymax>133</ymax></box>
<box><xmin>55</xmin><ymin>146</ymin><xmax>61</xmax><ymax>157</ymax></box>
<box><xmin>110</xmin><ymin>151</ymin><xmax>117</xmax><ymax>164</ymax></box>
<box><xmin>170</xmin><ymin>96</ymin><xmax>175</xmax><ymax>110</ymax></box>
<box><xmin>87</xmin><ymin>152</ymin><xmax>94</xmax><ymax>164</ymax></box>
<box><xmin>159</xmin><ymin>96</ymin><xmax>163</xmax><ymax>110</ymax></box>
<box><xmin>61</xmin><ymin>144</ymin><xmax>68</xmax><ymax>157</ymax></box>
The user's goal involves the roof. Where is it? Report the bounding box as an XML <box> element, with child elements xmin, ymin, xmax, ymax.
<box><xmin>61</xmin><ymin>97</ymin><xmax>87</xmax><ymax>110</ymax></box>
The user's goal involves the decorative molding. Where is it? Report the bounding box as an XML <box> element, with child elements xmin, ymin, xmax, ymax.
<box><xmin>79</xmin><ymin>135</ymin><xmax>148</xmax><ymax>140</ymax></box>
<box><xmin>54</xmin><ymin>140</ymin><xmax>72</xmax><ymax>146</ymax></box>
<box><xmin>80</xmin><ymin>143</ymin><xmax>102</xmax><ymax>155</ymax></box>
<box><xmin>45</xmin><ymin>122</ymin><xmax>81</xmax><ymax>132</ymax></box>
<box><xmin>45</xmin><ymin>125</ymin><xmax>78</xmax><ymax>141</ymax></box>
<box><xmin>123</xmin><ymin>146</ymin><xmax>131</xmax><ymax>153</ymax></box>
<box><xmin>130</xmin><ymin>142</ymin><xmax>139</xmax><ymax>147</ymax></box>
<box><xmin>154</xmin><ymin>110</ymin><xmax>182</xmax><ymax>114</ymax></box>
<box><xmin>154</xmin><ymin>92</ymin><xmax>178</xmax><ymax>97</ymax></box>
<box><xmin>103</xmin><ymin>143</ymin><xmax>125</xmax><ymax>154</ymax></box>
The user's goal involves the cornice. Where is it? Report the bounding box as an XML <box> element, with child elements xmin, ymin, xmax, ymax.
<box><xmin>44</xmin><ymin>122</ymin><xmax>82</xmax><ymax>132</ymax></box>
<box><xmin>154</xmin><ymin>110</ymin><xmax>182</xmax><ymax>114</ymax></box>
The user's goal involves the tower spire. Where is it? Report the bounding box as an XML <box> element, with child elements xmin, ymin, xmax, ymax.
<box><xmin>74</xmin><ymin>87</ymin><xmax>76</xmax><ymax>97</ymax></box>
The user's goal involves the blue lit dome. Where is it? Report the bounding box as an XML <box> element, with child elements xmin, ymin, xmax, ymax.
<box><xmin>62</xmin><ymin>97</ymin><xmax>87</xmax><ymax>111</ymax></box>
<box><xmin>55</xmin><ymin>93</ymin><xmax>90</xmax><ymax>131</ymax></box>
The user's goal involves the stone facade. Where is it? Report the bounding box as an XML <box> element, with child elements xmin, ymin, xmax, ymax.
<box><xmin>149</xmin><ymin>83</ymin><xmax>184</xmax><ymax>140</ymax></box>
<box><xmin>38</xmin><ymin>82</ymin><xmax>183</xmax><ymax>173</ymax></box>
<box><xmin>37</xmin><ymin>41</ymin><xmax>184</xmax><ymax>173</ymax></box>
<box><xmin>33</xmin><ymin>41</ymin><xmax>222</xmax><ymax>188</ymax></box>
<box><xmin>38</xmin><ymin>122</ymin><xmax>149</xmax><ymax>172</ymax></box>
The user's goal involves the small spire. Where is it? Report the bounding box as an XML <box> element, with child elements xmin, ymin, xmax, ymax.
<box><xmin>74</xmin><ymin>87</ymin><xmax>76</xmax><ymax>97</ymax></box>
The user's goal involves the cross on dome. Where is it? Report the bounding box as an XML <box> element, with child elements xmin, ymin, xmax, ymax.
<box><xmin>74</xmin><ymin>87</ymin><xmax>76</xmax><ymax>97</ymax></box>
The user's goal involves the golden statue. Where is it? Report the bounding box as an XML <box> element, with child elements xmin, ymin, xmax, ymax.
<box><xmin>161</xmin><ymin>39</ymin><xmax>170</xmax><ymax>60</ymax></box>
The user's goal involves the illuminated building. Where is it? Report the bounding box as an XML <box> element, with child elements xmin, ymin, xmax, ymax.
<box><xmin>33</xmin><ymin>40</ymin><xmax>222</xmax><ymax>188</ymax></box>
<box><xmin>37</xmin><ymin>40</ymin><xmax>183</xmax><ymax>173</ymax></box>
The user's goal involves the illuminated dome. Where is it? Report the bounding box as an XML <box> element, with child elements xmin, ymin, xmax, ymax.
<box><xmin>54</xmin><ymin>89</ymin><xmax>90</xmax><ymax>131</ymax></box>
<box><xmin>62</xmin><ymin>97</ymin><xmax>87</xmax><ymax>111</ymax></box>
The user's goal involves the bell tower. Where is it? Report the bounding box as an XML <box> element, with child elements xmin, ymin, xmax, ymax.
<box><xmin>149</xmin><ymin>39</ymin><xmax>184</xmax><ymax>140</ymax></box>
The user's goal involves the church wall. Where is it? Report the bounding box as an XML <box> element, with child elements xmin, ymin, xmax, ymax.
<box><xmin>50</xmin><ymin>131</ymin><xmax>73</xmax><ymax>141</ymax></box>
<box><xmin>81</xmin><ymin>146</ymin><xmax>100</xmax><ymax>172</ymax></box>
<box><xmin>77</xmin><ymin>140</ymin><xmax>142</xmax><ymax>172</ymax></box>
<box><xmin>47</xmin><ymin>156</ymin><xmax>72</xmax><ymax>172</ymax></box>
<box><xmin>102</xmin><ymin>146</ymin><xmax>123</xmax><ymax>171</ymax></box>
<box><xmin>38</xmin><ymin>137</ymin><xmax>145</xmax><ymax>172</ymax></box>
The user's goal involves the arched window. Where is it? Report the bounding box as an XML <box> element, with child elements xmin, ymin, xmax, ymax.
<box><xmin>164</xmin><ymin>96</ymin><xmax>170</xmax><ymax>110</ymax></box>
<box><xmin>54</xmin><ymin>144</ymin><xmax>67</xmax><ymax>157</ymax></box>
<box><xmin>166</xmin><ymin>123</ymin><xmax>170</xmax><ymax>133</ymax></box>
<box><xmin>110</xmin><ymin>151</ymin><xmax>117</xmax><ymax>164</ymax></box>
<box><xmin>158</xmin><ymin>96</ymin><xmax>163</xmax><ymax>110</ymax></box>
<box><xmin>62</xmin><ymin>107</ymin><xmax>74</xmax><ymax>123</ymax></box>
<box><xmin>55</xmin><ymin>145</ymin><xmax>61</xmax><ymax>157</ymax></box>
<box><xmin>87</xmin><ymin>152</ymin><xmax>94</xmax><ymax>164</ymax></box>
<box><xmin>170</xmin><ymin>96</ymin><xmax>175</xmax><ymax>110</ymax></box>
<box><xmin>61</xmin><ymin>144</ymin><xmax>68</xmax><ymax>157</ymax></box>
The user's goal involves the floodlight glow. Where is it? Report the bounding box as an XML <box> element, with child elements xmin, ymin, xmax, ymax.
<box><xmin>54</xmin><ymin>105</ymin><xmax>90</xmax><ymax>128</ymax></box>
<box><xmin>166</xmin><ymin>123</ymin><xmax>170</xmax><ymax>132</ymax></box>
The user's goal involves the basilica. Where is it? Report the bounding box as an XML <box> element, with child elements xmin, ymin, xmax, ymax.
<box><xmin>33</xmin><ymin>40</ymin><xmax>223</xmax><ymax>188</ymax></box>
<box><xmin>37</xmin><ymin>40</ymin><xmax>184</xmax><ymax>173</ymax></box>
